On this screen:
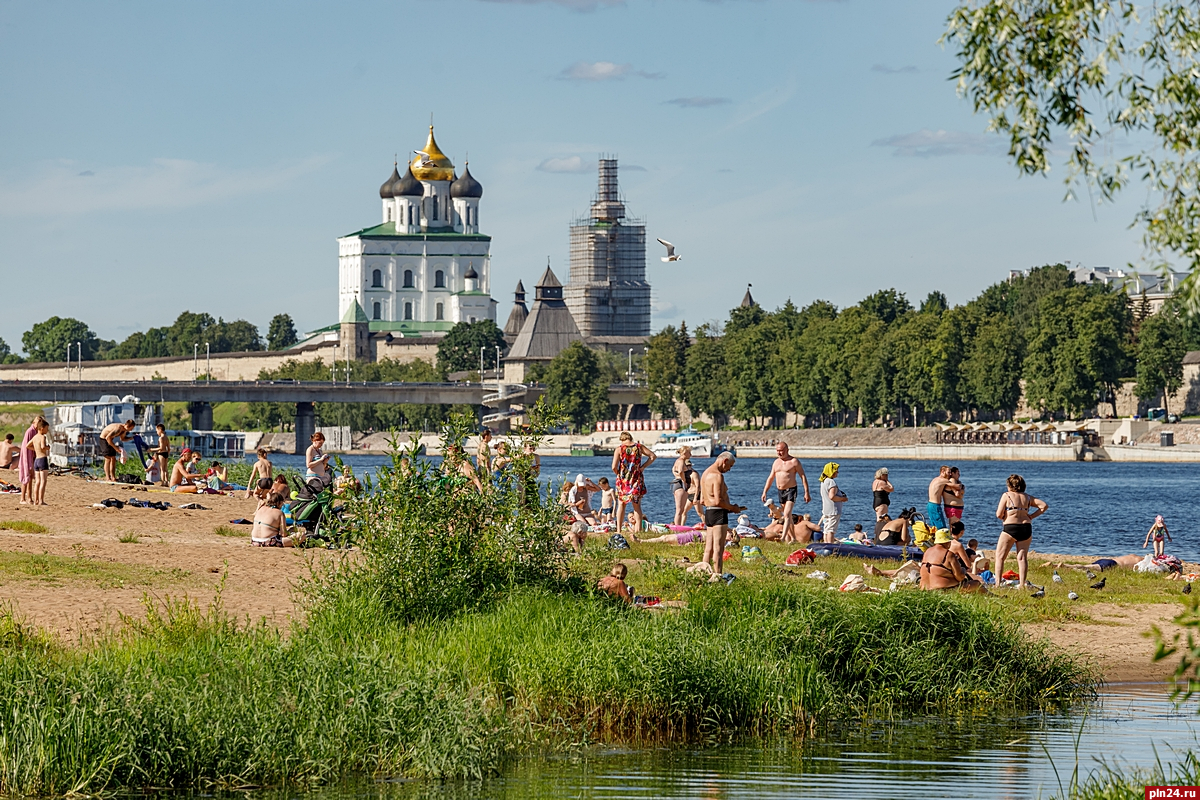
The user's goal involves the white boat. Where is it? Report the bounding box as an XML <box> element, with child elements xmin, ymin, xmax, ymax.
<box><xmin>650</xmin><ymin>428</ymin><xmax>731</xmax><ymax>458</ymax></box>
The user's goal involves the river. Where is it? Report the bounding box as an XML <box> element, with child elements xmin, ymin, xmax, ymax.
<box><xmin>265</xmin><ymin>454</ymin><xmax>1200</xmax><ymax>562</ymax></box>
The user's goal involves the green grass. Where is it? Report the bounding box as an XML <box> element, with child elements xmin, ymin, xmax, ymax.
<box><xmin>0</xmin><ymin>550</ymin><xmax>189</xmax><ymax>589</ymax></box>
<box><xmin>212</xmin><ymin>525</ymin><xmax>243</xmax><ymax>537</ymax></box>
<box><xmin>0</xmin><ymin>404</ymin><xmax>50</xmax><ymax>442</ymax></box>
<box><xmin>0</xmin><ymin>521</ymin><xmax>48</xmax><ymax>534</ymax></box>
<box><xmin>1055</xmin><ymin>750</ymin><xmax>1200</xmax><ymax>798</ymax></box>
<box><xmin>116</xmin><ymin>532</ymin><xmax>140</xmax><ymax>544</ymax></box>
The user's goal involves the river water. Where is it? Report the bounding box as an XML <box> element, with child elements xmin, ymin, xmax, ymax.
<box><xmin>267</xmin><ymin>454</ymin><xmax>1200</xmax><ymax>562</ymax></box>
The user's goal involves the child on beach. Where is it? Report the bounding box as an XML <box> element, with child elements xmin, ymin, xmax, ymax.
<box><xmin>25</xmin><ymin>419</ymin><xmax>50</xmax><ymax>506</ymax></box>
<box><xmin>598</xmin><ymin>477</ymin><xmax>615</xmax><ymax>524</ymax></box>
<box><xmin>1144</xmin><ymin>515</ymin><xmax>1172</xmax><ymax>557</ymax></box>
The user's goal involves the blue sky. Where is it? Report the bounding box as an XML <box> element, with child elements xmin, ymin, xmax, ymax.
<box><xmin>0</xmin><ymin>0</ymin><xmax>1149</xmax><ymax>352</ymax></box>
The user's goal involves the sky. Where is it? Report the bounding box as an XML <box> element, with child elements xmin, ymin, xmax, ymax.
<box><xmin>0</xmin><ymin>0</ymin><xmax>1154</xmax><ymax>353</ymax></box>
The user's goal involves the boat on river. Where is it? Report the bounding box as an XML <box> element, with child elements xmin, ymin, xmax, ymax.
<box><xmin>650</xmin><ymin>427</ymin><xmax>731</xmax><ymax>458</ymax></box>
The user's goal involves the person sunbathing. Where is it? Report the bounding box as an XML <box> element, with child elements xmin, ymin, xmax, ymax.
<box><xmin>920</xmin><ymin>530</ymin><xmax>985</xmax><ymax>592</ymax></box>
<box><xmin>251</xmin><ymin>491</ymin><xmax>305</xmax><ymax>547</ymax></box>
<box><xmin>1047</xmin><ymin>554</ymin><xmax>1142</xmax><ymax>571</ymax></box>
<box><xmin>597</xmin><ymin>563</ymin><xmax>632</xmax><ymax>603</ymax></box>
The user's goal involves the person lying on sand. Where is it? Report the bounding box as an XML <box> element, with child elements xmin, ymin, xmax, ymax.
<box><xmin>634</xmin><ymin>528</ymin><xmax>706</xmax><ymax>546</ymax></box>
<box><xmin>1047</xmin><ymin>554</ymin><xmax>1142</xmax><ymax>571</ymax></box>
<box><xmin>863</xmin><ymin>560</ymin><xmax>921</xmax><ymax>581</ymax></box>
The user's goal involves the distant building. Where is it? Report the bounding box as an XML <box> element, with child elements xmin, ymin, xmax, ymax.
<box><xmin>335</xmin><ymin>125</ymin><xmax>496</xmax><ymax>335</ymax></box>
<box><xmin>563</xmin><ymin>159</ymin><xmax>651</xmax><ymax>338</ymax></box>
<box><xmin>1009</xmin><ymin>264</ymin><xmax>1188</xmax><ymax>314</ymax></box>
<box><xmin>504</xmin><ymin>266</ymin><xmax>582</xmax><ymax>382</ymax></box>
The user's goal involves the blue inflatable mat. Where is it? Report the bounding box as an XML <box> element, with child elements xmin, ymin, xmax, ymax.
<box><xmin>807</xmin><ymin>542</ymin><xmax>921</xmax><ymax>561</ymax></box>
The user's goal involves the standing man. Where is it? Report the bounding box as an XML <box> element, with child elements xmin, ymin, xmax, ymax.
<box><xmin>819</xmin><ymin>462</ymin><xmax>847</xmax><ymax>541</ymax></box>
<box><xmin>927</xmin><ymin>465</ymin><xmax>953</xmax><ymax>531</ymax></box>
<box><xmin>944</xmin><ymin>466</ymin><xmax>964</xmax><ymax>524</ymax></box>
<box><xmin>700</xmin><ymin>453</ymin><xmax>745</xmax><ymax>580</ymax></box>
<box><xmin>760</xmin><ymin>443</ymin><xmax>811</xmax><ymax>543</ymax></box>
<box><xmin>476</xmin><ymin>428</ymin><xmax>493</xmax><ymax>478</ymax></box>
<box><xmin>98</xmin><ymin>419</ymin><xmax>135</xmax><ymax>482</ymax></box>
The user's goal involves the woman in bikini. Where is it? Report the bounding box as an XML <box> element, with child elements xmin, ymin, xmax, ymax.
<box><xmin>251</xmin><ymin>491</ymin><xmax>305</xmax><ymax>547</ymax></box>
<box><xmin>153</xmin><ymin>424</ymin><xmax>171</xmax><ymax>486</ymax></box>
<box><xmin>994</xmin><ymin>473</ymin><xmax>1048</xmax><ymax>590</ymax></box>
<box><xmin>244</xmin><ymin>448</ymin><xmax>273</xmax><ymax>498</ymax></box>
<box><xmin>920</xmin><ymin>529</ymin><xmax>984</xmax><ymax>592</ymax></box>
<box><xmin>611</xmin><ymin>431</ymin><xmax>656</xmax><ymax>534</ymax></box>
<box><xmin>871</xmin><ymin>468</ymin><xmax>894</xmax><ymax>521</ymax></box>
<box><xmin>670</xmin><ymin>446</ymin><xmax>694</xmax><ymax>527</ymax></box>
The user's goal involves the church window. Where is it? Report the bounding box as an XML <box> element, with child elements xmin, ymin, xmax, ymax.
<box><xmin>408</xmin><ymin>204</ymin><xmax>415</xmax><ymax>225</ymax></box>
<box><xmin>435</xmin><ymin>302</ymin><xmax>444</xmax><ymax>321</ymax></box>
<box><xmin>372</xmin><ymin>302</ymin><xmax>381</xmax><ymax>320</ymax></box>
<box><xmin>435</xmin><ymin>270</ymin><xmax>445</xmax><ymax>288</ymax></box>
<box><xmin>403</xmin><ymin>269</ymin><xmax>414</xmax><ymax>288</ymax></box>
<box><xmin>404</xmin><ymin>302</ymin><xmax>413</xmax><ymax>321</ymax></box>
<box><xmin>371</xmin><ymin>269</ymin><xmax>382</xmax><ymax>288</ymax></box>
<box><xmin>431</xmin><ymin>196</ymin><xmax>438</xmax><ymax>221</ymax></box>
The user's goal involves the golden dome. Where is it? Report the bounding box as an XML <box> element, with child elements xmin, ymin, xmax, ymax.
<box><xmin>410</xmin><ymin>125</ymin><xmax>455</xmax><ymax>182</ymax></box>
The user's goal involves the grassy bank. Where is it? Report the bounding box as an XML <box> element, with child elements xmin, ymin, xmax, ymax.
<box><xmin>0</xmin><ymin>577</ymin><xmax>1088</xmax><ymax>795</ymax></box>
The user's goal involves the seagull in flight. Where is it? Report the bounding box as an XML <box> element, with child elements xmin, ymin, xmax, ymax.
<box><xmin>657</xmin><ymin>238</ymin><xmax>681</xmax><ymax>262</ymax></box>
<box><xmin>414</xmin><ymin>150</ymin><xmax>436</xmax><ymax>168</ymax></box>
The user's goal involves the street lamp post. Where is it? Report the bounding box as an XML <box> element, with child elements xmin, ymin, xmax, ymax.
<box><xmin>495</xmin><ymin>345</ymin><xmax>501</xmax><ymax>394</ymax></box>
<box><xmin>76</xmin><ymin>341</ymin><xmax>81</xmax><ymax>381</ymax></box>
<box><xmin>205</xmin><ymin>342</ymin><xmax>210</xmax><ymax>382</ymax></box>
<box><xmin>65</xmin><ymin>344</ymin><xmax>70</xmax><ymax>381</ymax></box>
<box><xmin>628</xmin><ymin>348</ymin><xmax>634</xmax><ymax>386</ymax></box>
<box><xmin>193</xmin><ymin>344</ymin><xmax>198</xmax><ymax>382</ymax></box>
<box><xmin>643</xmin><ymin>346</ymin><xmax>649</xmax><ymax>385</ymax></box>
<box><xmin>480</xmin><ymin>347</ymin><xmax>485</xmax><ymax>386</ymax></box>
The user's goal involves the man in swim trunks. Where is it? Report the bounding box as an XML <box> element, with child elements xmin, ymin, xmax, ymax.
<box><xmin>701</xmin><ymin>453</ymin><xmax>744</xmax><ymax>580</ymax></box>
<box><xmin>926</xmin><ymin>465</ymin><xmax>953</xmax><ymax>530</ymax></box>
<box><xmin>1050</xmin><ymin>554</ymin><xmax>1141</xmax><ymax>571</ymax></box>
<box><xmin>760</xmin><ymin>443</ymin><xmax>811</xmax><ymax>544</ymax></box>
<box><xmin>98</xmin><ymin>420</ymin><xmax>135</xmax><ymax>482</ymax></box>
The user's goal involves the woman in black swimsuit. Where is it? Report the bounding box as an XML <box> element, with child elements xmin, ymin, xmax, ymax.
<box><xmin>871</xmin><ymin>468</ymin><xmax>893</xmax><ymax>520</ymax></box>
<box><xmin>671</xmin><ymin>446</ymin><xmax>694</xmax><ymax>527</ymax></box>
<box><xmin>994</xmin><ymin>473</ymin><xmax>1048</xmax><ymax>590</ymax></box>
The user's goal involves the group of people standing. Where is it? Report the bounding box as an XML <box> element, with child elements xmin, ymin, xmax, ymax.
<box><xmin>1</xmin><ymin>415</ymin><xmax>52</xmax><ymax>505</ymax></box>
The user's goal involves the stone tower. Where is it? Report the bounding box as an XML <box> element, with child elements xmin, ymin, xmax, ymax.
<box><xmin>563</xmin><ymin>159</ymin><xmax>650</xmax><ymax>338</ymax></box>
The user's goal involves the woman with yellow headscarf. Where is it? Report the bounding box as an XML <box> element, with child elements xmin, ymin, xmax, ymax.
<box><xmin>819</xmin><ymin>462</ymin><xmax>847</xmax><ymax>540</ymax></box>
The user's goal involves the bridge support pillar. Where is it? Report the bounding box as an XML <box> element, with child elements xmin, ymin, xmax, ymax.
<box><xmin>294</xmin><ymin>402</ymin><xmax>315</xmax><ymax>455</ymax></box>
<box><xmin>188</xmin><ymin>401</ymin><xmax>213</xmax><ymax>431</ymax></box>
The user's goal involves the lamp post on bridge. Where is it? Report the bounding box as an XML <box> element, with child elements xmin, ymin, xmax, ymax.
<box><xmin>495</xmin><ymin>345</ymin><xmax>501</xmax><ymax>395</ymax></box>
<box><xmin>193</xmin><ymin>344</ymin><xmax>198</xmax><ymax>383</ymax></box>
<box><xmin>479</xmin><ymin>347</ymin><xmax>485</xmax><ymax>386</ymax></box>
<box><xmin>65</xmin><ymin>344</ymin><xmax>70</xmax><ymax>381</ymax></box>
<box><xmin>76</xmin><ymin>341</ymin><xmax>81</xmax><ymax>381</ymax></box>
<box><xmin>205</xmin><ymin>342</ymin><xmax>210</xmax><ymax>383</ymax></box>
<box><xmin>627</xmin><ymin>348</ymin><xmax>634</xmax><ymax>386</ymax></box>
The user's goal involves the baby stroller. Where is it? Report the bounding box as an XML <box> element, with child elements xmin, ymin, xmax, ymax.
<box><xmin>288</xmin><ymin>474</ymin><xmax>346</xmax><ymax>546</ymax></box>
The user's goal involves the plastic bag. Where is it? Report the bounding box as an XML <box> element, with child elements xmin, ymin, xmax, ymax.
<box><xmin>1136</xmin><ymin>554</ymin><xmax>1168</xmax><ymax>573</ymax></box>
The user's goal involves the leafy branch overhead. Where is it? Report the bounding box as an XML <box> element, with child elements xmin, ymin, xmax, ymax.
<box><xmin>944</xmin><ymin>0</ymin><xmax>1200</xmax><ymax>306</ymax></box>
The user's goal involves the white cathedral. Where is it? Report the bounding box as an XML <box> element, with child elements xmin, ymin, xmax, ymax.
<box><xmin>336</xmin><ymin>125</ymin><xmax>496</xmax><ymax>333</ymax></box>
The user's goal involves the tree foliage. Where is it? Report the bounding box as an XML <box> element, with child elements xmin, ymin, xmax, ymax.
<box><xmin>267</xmin><ymin>314</ymin><xmax>298</xmax><ymax>350</ymax></box>
<box><xmin>542</xmin><ymin>342</ymin><xmax>611</xmax><ymax>431</ymax></box>
<box><xmin>944</xmin><ymin>1</ymin><xmax>1200</xmax><ymax>307</ymax></box>
<box><xmin>435</xmin><ymin>321</ymin><xmax>507</xmax><ymax>378</ymax></box>
<box><xmin>1136</xmin><ymin>308</ymin><xmax>1186</xmax><ymax>412</ymax></box>
<box><xmin>21</xmin><ymin>317</ymin><xmax>102</xmax><ymax>362</ymax></box>
<box><xmin>644</xmin><ymin>323</ymin><xmax>690</xmax><ymax>417</ymax></box>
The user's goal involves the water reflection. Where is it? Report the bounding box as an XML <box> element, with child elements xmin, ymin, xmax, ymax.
<box><xmin>148</xmin><ymin>684</ymin><xmax>1197</xmax><ymax>800</ymax></box>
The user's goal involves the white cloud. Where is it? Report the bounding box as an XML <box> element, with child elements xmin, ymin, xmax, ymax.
<box><xmin>870</xmin><ymin>129</ymin><xmax>1001</xmax><ymax>158</ymax></box>
<box><xmin>665</xmin><ymin>96</ymin><xmax>731</xmax><ymax>108</ymax></box>
<box><xmin>537</xmin><ymin>156</ymin><xmax>592</xmax><ymax>173</ymax></box>
<box><xmin>559</xmin><ymin>61</ymin><xmax>664</xmax><ymax>81</ymax></box>
<box><xmin>0</xmin><ymin>156</ymin><xmax>330</xmax><ymax>215</ymax></box>
<box><xmin>871</xmin><ymin>64</ymin><xmax>919</xmax><ymax>74</ymax></box>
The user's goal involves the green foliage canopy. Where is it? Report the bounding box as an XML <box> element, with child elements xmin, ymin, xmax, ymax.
<box><xmin>267</xmin><ymin>314</ymin><xmax>298</xmax><ymax>350</ymax></box>
<box><xmin>542</xmin><ymin>342</ymin><xmax>611</xmax><ymax>431</ymax></box>
<box><xmin>21</xmin><ymin>317</ymin><xmax>101</xmax><ymax>362</ymax></box>
<box><xmin>436</xmin><ymin>320</ymin><xmax>507</xmax><ymax>378</ymax></box>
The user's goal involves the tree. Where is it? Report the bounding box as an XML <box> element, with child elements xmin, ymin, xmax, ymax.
<box><xmin>644</xmin><ymin>323</ymin><xmax>690</xmax><ymax>417</ymax></box>
<box><xmin>944</xmin><ymin>2</ymin><xmax>1200</xmax><ymax>308</ymax></box>
<box><xmin>858</xmin><ymin>289</ymin><xmax>912</xmax><ymax>325</ymax></box>
<box><xmin>435</xmin><ymin>320</ymin><xmax>507</xmax><ymax>378</ymax></box>
<box><xmin>1136</xmin><ymin>310</ymin><xmax>1186</xmax><ymax>414</ymax></box>
<box><xmin>267</xmin><ymin>314</ymin><xmax>299</xmax><ymax>350</ymax></box>
<box><xmin>543</xmin><ymin>342</ymin><xmax>610</xmax><ymax>431</ymax></box>
<box><xmin>962</xmin><ymin>314</ymin><xmax>1022</xmax><ymax>417</ymax></box>
<box><xmin>920</xmin><ymin>291</ymin><xmax>949</xmax><ymax>316</ymax></box>
<box><xmin>213</xmin><ymin>319</ymin><xmax>262</xmax><ymax>352</ymax></box>
<box><xmin>21</xmin><ymin>317</ymin><xmax>101</xmax><ymax>362</ymax></box>
<box><xmin>681</xmin><ymin>323</ymin><xmax>734</xmax><ymax>427</ymax></box>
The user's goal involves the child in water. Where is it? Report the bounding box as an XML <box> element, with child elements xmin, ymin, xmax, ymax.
<box><xmin>1144</xmin><ymin>515</ymin><xmax>1172</xmax><ymax>557</ymax></box>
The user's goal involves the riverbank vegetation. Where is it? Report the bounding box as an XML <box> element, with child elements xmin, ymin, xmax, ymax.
<box><xmin>0</xmin><ymin>415</ymin><xmax>1093</xmax><ymax>794</ymax></box>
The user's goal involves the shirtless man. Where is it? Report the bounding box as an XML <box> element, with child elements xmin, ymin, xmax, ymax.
<box><xmin>700</xmin><ymin>453</ymin><xmax>745</xmax><ymax>580</ymax></box>
<box><xmin>926</xmin><ymin>465</ymin><xmax>953</xmax><ymax>531</ymax></box>
<box><xmin>943</xmin><ymin>466</ymin><xmax>965</xmax><ymax>523</ymax></box>
<box><xmin>0</xmin><ymin>434</ymin><xmax>16</xmax><ymax>469</ymax></box>
<box><xmin>760</xmin><ymin>443</ymin><xmax>811</xmax><ymax>543</ymax></box>
<box><xmin>98</xmin><ymin>420</ymin><xmax>135</xmax><ymax>482</ymax></box>
<box><xmin>1049</xmin><ymin>554</ymin><xmax>1142</xmax><ymax>572</ymax></box>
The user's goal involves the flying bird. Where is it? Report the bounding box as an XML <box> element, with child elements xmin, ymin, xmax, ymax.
<box><xmin>657</xmin><ymin>238</ymin><xmax>681</xmax><ymax>262</ymax></box>
<box><xmin>1090</xmin><ymin>577</ymin><xmax>1106</xmax><ymax>590</ymax></box>
<box><xmin>414</xmin><ymin>150</ymin><xmax>436</xmax><ymax>168</ymax></box>
<box><xmin>1052</xmin><ymin>571</ymin><xmax>1063</xmax><ymax>584</ymax></box>
<box><xmin>1068</xmin><ymin>591</ymin><xmax>1079</xmax><ymax>601</ymax></box>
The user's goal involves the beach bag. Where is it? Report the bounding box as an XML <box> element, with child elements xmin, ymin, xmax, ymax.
<box><xmin>741</xmin><ymin>545</ymin><xmax>764</xmax><ymax>561</ymax></box>
<box><xmin>1136</xmin><ymin>554</ymin><xmax>1168</xmax><ymax>573</ymax></box>
<box><xmin>1154</xmin><ymin>554</ymin><xmax>1183</xmax><ymax>574</ymax></box>
<box><xmin>607</xmin><ymin>533</ymin><xmax>630</xmax><ymax>550</ymax></box>
<box><xmin>910</xmin><ymin>520</ymin><xmax>936</xmax><ymax>549</ymax></box>
<box><xmin>785</xmin><ymin>549</ymin><xmax>815</xmax><ymax>566</ymax></box>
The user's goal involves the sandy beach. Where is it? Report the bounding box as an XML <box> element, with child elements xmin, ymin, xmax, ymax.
<box><xmin>0</xmin><ymin>470</ymin><xmax>1188</xmax><ymax>683</ymax></box>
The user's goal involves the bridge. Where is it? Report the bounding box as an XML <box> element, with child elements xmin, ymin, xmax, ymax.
<box><xmin>0</xmin><ymin>380</ymin><xmax>647</xmax><ymax>452</ymax></box>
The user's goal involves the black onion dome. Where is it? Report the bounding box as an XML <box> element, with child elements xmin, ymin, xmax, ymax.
<box><xmin>451</xmin><ymin>163</ymin><xmax>483</xmax><ymax>198</ymax></box>
<box><xmin>392</xmin><ymin>165</ymin><xmax>424</xmax><ymax>197</ymax></box>
<box><xmin>464</xmin><ymin>263</ymin><xmax>479</xmax><ymax>279</ymax></box>
<box><xmin>380</xmin><ymin>166</ymin><xmax>401</xmax><ymax>199</ymax></box>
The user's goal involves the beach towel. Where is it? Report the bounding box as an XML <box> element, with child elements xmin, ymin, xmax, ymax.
<box><xmin>17</xmin><ymin>421</ymin><xmax>36</xmax><ymax>487</ymax></box>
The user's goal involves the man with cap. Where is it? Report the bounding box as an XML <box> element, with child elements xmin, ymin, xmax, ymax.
<box><xmin>568</xmin><ymin>473</ymin><xmax>600</xmax><ymax>526</ymax></box>
<box><xmin>920</xmin><ymin>527</ymin><xmax>984</xmax><ymax>592</ymax></box>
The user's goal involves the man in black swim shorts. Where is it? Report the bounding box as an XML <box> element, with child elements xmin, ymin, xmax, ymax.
<box><xmin>702</xmin><ymin>453</ymin><xmax>745</xmax><ymax>579</ymax></box>
<box><xmin>760</xmin><ymin>443</ymin><xmax>810</xmax><ymax>544</ymax></box>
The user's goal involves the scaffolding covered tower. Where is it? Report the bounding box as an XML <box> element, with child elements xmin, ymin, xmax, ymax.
<box><xmin>563</xmin><ymin>159</ymin><xmax>651</xmax><ymax>338</ymax></box>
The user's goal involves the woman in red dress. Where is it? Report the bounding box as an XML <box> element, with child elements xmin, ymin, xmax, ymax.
<box><xmin>611</xmin><ymin>431</ymin><xmax>657</xmax><ymax>533</ymax></box>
